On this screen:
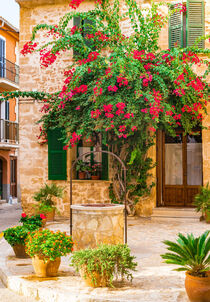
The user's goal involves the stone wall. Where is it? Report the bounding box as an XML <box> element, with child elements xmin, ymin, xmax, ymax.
<box><xmin>16</xmin><ymin>0</ymin><xmax>210</xmax><ymax>217</ymax></box>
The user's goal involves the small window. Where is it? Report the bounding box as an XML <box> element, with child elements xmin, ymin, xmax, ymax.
<box><xmin>76</xmin><ymin>140</ymin><xmax>108</xmax><ymax>180</ymax></box>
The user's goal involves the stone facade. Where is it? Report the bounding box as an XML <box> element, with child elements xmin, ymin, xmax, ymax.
<box><xmin>71</xmin><ymin>204</ymin><xmax>124</xmax><ymax>250</ymax></box>
<box><xmin>16</xmin><ymin>0</ymin><xmax>210</xmax><ymax>217</ymax></box>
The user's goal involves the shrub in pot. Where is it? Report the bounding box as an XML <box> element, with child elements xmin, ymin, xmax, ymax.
<box><xmin>161</xmin><ymin>231</ymin><xmax>210</xmax><ymax>302</ymax></box>
<box><xmin>20</xmin><ymin>212</ymin><xmax>47</xmax><ymax>228</ymax></box>
<box><xmin>33</xmin><ymin>183</ymin><xmax>64</xmax><ymax>221</ymax></box>
<box><xmin>70</xmin><ymin>244</ymin><xmax>137</xmax><ymax>287</ymax></box>
<box><xmin>194</xmin><ymin>183</ymin><xmax>210</xmax><ymax>223</ymax></box>
<box><xmin>4</xmin><ymin>226</ymin><xmax>32</xmax><ymax>258</ymax></box>
<box><xmin>25</xmin><ymin>229</ymin><xmax>74</xmax><ymax>277</ymax></box>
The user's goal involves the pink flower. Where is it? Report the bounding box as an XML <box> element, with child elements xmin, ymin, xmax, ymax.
<box><xmin>76</xmin><ymin>106</ymin><xmax>80</xmax><ymax>110</ymax></box>
<box><xmin>116</xmin><ymin>102</ymin><xmax>126</xmax><ymax>110</ymax></box>
<box><xmin>21</xmin><ymin>213</ymin><xmax>27</xmax><ymax>218</ymax></box>
<box><xmin>103</xmin><ymin>104</ymin><xmax>113</xmax><ymax>112</ymax></box>
<box><xmin>40</xmin><ymin>214</ymin><xmax>46</xmax><ymax>220</ymax></box>
<box><xmin>108</xmin><ymin>85</ymin><xmax>118</xmax><ymax>92</ymax></box>
<box><xmin>149</xmin><ymin>127</ymin><xmax>156</xmax><ymax>132</ymax></box>
<box><xmin>131</xmin><ymin>126</ymin><xmax>137</xmax><ymax>131</ymax></box>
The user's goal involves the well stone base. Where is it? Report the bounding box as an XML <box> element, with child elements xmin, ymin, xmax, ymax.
<box><xmin>71</xmin><ymin>204</ymin><xmax>124</xmax><ymax>250</ymax></box>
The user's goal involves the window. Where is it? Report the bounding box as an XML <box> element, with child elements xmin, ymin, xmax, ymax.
<box><xmin>0</xmin><ymin>37</ymin><xmax>5</xmax><ymax>78</ymax></box>
<box><xmin>73</xmin><ymin>16</ymin><xmax>95</xmax><ymax>57</ymax></box>
<box><xmin>76</xmin><ymin>141</ymin><xmax>109</xmax><ymax>180</ymax></box>
<box><xmin>169</xmin><ymin>0</ymin><xmax>205</xmax><ymax>49</ymax></box>
<box><xmin>5</xmin><ymin>101</ymin><xmax>9</xmax><ymax>120</ymax></box>
<box><xmin>48</xmin><ymin>128</ymin><xmax>67</xmax><ymax>180</ymax></box>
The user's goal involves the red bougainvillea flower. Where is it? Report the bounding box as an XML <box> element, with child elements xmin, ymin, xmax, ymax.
<box><xmin>21</xmin><ymin>213</ymin><xmax>27</xmax><ymax>218</ymax></box>
<box><xmin>40</xmin><ymin>214</ymin><xmax>47</xmax><ymax>220</ymax></box>
<box><xmin>20</xmin><ymin>41</ymin><xmax>38</xmax><ymax>56</ymax></box>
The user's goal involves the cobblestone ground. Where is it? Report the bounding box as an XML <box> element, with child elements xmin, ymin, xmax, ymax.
<box><xmin>0</xmin><ymin>203</ymin><xmax>209</xmax><ymax>301</ymax></box>
<box><xmin>0</xmin><ymin>203</ymin><xmax>36</xmax><ymax>302</ymax></box>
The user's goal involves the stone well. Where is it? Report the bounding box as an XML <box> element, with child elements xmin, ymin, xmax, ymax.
<box><xmin>71</xmin><ymin>204</ymin><xmax>124</xmax><ymax>250</ymax></box>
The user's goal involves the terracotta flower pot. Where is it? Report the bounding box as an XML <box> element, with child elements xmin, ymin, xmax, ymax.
<box><xmin>32</xmin><ymin>255</ymin><xmax>61</xmax><ymax>277</ymax></box>
<box><xmin>185</xmin><ymin>271</ymin><xmax>210</xmax><ymax>302</ymax></box>
<box><xmin>204</xmin><ymin>211</ymin><xmax>210</xmax><ymax>224</ymax></box>
<box><xmin>41</xmin><ymin>219</ymin><xmax>47</xmax><ymax>227</ymax></box>
<box><xmin>79</xmin><ymin>266</ymin><xmax>109</xmax><ymax>287</ymax></box>
<box><xmin>91</xmin><ymin>175</ymin><xmax>100</xmax><ymax>180</ymax></box>
<box><xmin>45</xmin><ymin>209</ymin><xmax>55</xmax><ymax>221</ymax></box>
<box><xmin>79</xmin><ymin>171</ymin><xmax>86</xmax><ymax>179</ymax></box>
<box><xmin>13</xmin><ymin>244</ymin><xmax>30</xmax><ymax>259</ymax></box>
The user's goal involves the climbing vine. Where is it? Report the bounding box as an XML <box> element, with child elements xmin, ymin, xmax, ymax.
<box><xmin>0</xmin><ymin>0</ymin><xmax>209</xmax><ymax>212</ymax></box>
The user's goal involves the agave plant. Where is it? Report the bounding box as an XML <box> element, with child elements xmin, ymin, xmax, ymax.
<box><xmin>161</xmin><ymin>231</ymin><xmax>210</xmax><ymax>277</ymax></box>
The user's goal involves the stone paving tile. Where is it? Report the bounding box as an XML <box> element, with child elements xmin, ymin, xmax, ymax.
<box><xmin>1</xmin><ymin>215</ymin><xmax>209</xmax><ymax>301</ymax></box>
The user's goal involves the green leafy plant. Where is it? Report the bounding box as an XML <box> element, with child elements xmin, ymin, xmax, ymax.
<box><xmin>194</xmin><ymin>183</ymin><xmax>210</xmax><ymax>217</ymax></box>
<box><xmin>19</xmin><ymin>212</ymin><xmax>46</xmax><ymax>230</ymax></box>
<box><xmin>161</xmin><ymin>231</ymin><xmax>210</xmax><ymax>277</ymax></box>
<box><xmin>4</xmin><ymin>226</ymin><xmax>32</xmax><ymax>246</ymax></box>
<box><xmin>90</xmin><ymin>163</ymin><xmax>101</xmax><ymax>176</ymax></box>
<box><xmin>75</xmin><ymin>160</ymin><xmax>91</xmax><ymax>172</ymax></box>
<box><xmin>70</xmin><ymin>244</ymin><xmax>137</xmax><ymax>286</ymax></box>
<box><xmin>25</xmin><ymin>229</ymin><xmax>74</xmax><ymax>261</ymax></box>
<box><xmin>33</xmin><ymin>183</ymin><xmax>64</xmax><ymax>213</ymax></box>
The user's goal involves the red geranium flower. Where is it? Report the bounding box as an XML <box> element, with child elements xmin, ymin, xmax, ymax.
<box><xmin>21</xmin><ymin>213</ymin><xmax>27</xmax><ymax>218</ymax></box>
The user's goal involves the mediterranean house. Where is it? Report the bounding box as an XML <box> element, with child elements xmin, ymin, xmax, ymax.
<box><xmin>0</xmin><ymin>17</ymin><xmax>19</xmax><ymax>202</ymax></box>
<box><xmin>15</xmin><ymin>0</ymin><xmax>209</xmax><ymax>216</ymax></box>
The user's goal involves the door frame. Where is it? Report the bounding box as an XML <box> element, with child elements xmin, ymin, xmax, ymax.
<box><xmin>156</xmin><ymin>130</ymin><xmax>203</xmax><ymax>207</ymax></box>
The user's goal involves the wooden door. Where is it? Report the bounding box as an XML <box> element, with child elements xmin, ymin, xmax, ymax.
<box><xmin>161</xmin><ymin>131</ymin><xmax>202</xmax><ymax>207</ymax></box>
<box><xmin>10</xmin><ymin>158</ymin><xmax>17</xmax><ymax>197</ymax></box>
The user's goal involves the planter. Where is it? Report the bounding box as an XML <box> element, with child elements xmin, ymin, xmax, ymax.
<box><xmin>91</xmin><ymin>175</ymin><xmax>100</xmax><ymax>180</ymax></box>
<box><xmin>71</xmin><ymin>204</ymin><xmax>124</xmax><ymax>250</ymax></box>
<box><xmin>32</xmin><ymin>255</ymin><xmax>61</xmax><ymax>277</ymax></box>
<box><xmin>79</xmin><ymin>266</ymin><xmax>109</xmax><ymax>287</ymax></box>
<box><xmin>13</xmin><ymin>244</ymin><xmax>30</xmax><ymax>259</ymax></box>
<box><xmin>41</xmin><ymin>219</ymin><xmax>47</xmax><ymax>227</ymax></box>
<box><xmin>185</xmin><ymin>272</ymin><xmax>210</xmax><ymax>302</ymax></box>
<box><xmin>79</xmin><ymin>171</ymin><xmax>86</xmax><ymax>180</ymax></box>
<box><xmin>44</xmin><ymin>209</ymin><xmax>55</xmax><ymax>221</ymax></box>
<box><xmin>204</xmin><ymin>211</ymin><xmax>210</xmax><ymax>224</ymax></box>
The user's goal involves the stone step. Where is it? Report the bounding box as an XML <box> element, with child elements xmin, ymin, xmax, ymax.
<box><xmin>0</xmin><ymin>200</ymin><xmax>7</xmax><ymax>205</ymax></box>
<box><xmin>151</xmin><ymin>207</ymin><xmax>200</xmax><ymax>219</ymax></box>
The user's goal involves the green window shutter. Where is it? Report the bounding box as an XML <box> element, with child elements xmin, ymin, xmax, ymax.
<box><xmin>169</xmin><ymin>2</ymin><xmax>183</xmax><ymax>48</ymax></box>
<box><xmin>186</xmin><ymin>0</ymin><xmax>205</xmax><ymax>48</ymax></box>
<box><xmin>73</xmin><ymin>16</ymin><xmax>81</xmax><ymax>57</ymax></box>
<box><xmin>101</xmin><ymin>145</ymin><xmax>109</xmax><ymax>180</ymax></box>
<box><xmin>48</xmin><ymin>128</ymin><xmax>67</xmax><ymax>180</ymax></box>
<box><xmin>83</xmin><ymin>18</ymin><xmax>95</xmax><ymax>49</ymax></box>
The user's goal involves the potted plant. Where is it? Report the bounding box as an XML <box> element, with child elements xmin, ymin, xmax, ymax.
<box><xmin>3</xmin><ymin>212</ymin><xmax>45</xmax><ymax>258</ymax></box>
<box><xmin>33</xmin><ymin>183</ymin><xmax>64</xmax><ymax>221</ymax></box>
<box><xmin>90</xmin><ymin>163</ymin><xmax>101</xmax><ymax>180</ymax></box>
<box><xmin>4</xmin><ymin>226</ymin><xmax>32</xmax><ymax>258</ymax></box>
<box><xmin>194</xmin><ymin>183</ymin><xmax>210</xmax><ymax>223</ymax></box>
<box><xmin>20</xmin><ymin>212</ymin><xmax>47</xmax><ymax>228</ymax></box>
<box><xmin>70</xmin><ymin>244</ymin><xmax>137</xmax><ymax>287</ymax></box>
<box><xmin>161</xmin><ymin>231</ymin><xmax>210</xmax><ymax>302</ymax></box>
<box><xmin>25</xmin><ymin>229</ymin><xmax>74</xmax><ymax>277</ymax></box>
<box><xmin>75</xmin><ymin>160</ymin><xmax>90</xmax><ymax>179</ymax></box>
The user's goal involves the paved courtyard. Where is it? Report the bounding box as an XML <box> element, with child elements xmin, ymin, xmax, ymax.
<box><xmin>0</xmin><ymin>204</ymin><xmax>209</xmax><ymax>302</ymax></box>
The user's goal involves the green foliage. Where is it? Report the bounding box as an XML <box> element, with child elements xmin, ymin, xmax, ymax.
<box><xmin>70</xmin><ymin>244</ymin><xmax>137</xmax><ymax>286</ymax></box>
<box><xmin>194</xmin><ymin>183</ymin><xmax>210</xmax><ymax>215</ymax></box>
<box><xmin>25</xmin><ymin>229</ymin><xmax>74</xmax><ymax>261</ymax></box>
<box><xmin>75</xmin><ymin>159</ymin><xmax>91</xmax><ymax>172</ymax></box>
<box><xmin>161</xmin><ymin>231</ymin><xmax>210</xmax><ymax>277</ymax></box>
<box><xmin>4</xmin><ymin>226</ymin><xmax>33</xmax><ymax>246</ymax></box>
<box><xmin>19</xmin><ymin>214</ymin><xmax>43</xmax><ymax>230</ymax></box>
<box><xmin>33</xmin><ymin>183</ymin><xmax>64</xmax><ymax>212</ymax></box>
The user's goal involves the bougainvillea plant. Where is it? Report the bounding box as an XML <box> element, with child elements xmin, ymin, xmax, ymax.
<box><xmin>0</xmin><ymin>0</ymin><xmax>209</xmax><ymax>212</ymax></box>
<box><xmin>25</xmin><ymin>229</ymin><xmax>74</xmax><ymax>261</ymax></box>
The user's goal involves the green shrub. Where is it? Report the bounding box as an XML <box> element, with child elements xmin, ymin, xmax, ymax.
<box><xmin>194</xmin><ymin>183</ymin><xmax>210</xmax><ymax>216</ymax></box>
<box><xmin>70</xmin><ymin>244</ymin><xmax>137</xmax><ymax>286</ymax></box>
<box><xmin>4</xmin><ymin>226</ymin><xmax>31</xmax><ymax>246</ymax></box>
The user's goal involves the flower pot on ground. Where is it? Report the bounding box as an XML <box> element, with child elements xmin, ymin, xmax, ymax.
<box><xmin>25</xmin><ymin>229</ymin><xmax>74</xmax><ymax>277</ymax></box>
<box><xmin>161</xmin><ymin>231</ymin><xmax>210</xmax><ymax>302</ymax></box>
<box><xmin>3</xmin><ymin>226</ymin><xmax>32</xmax><ymax>258</ymax></box>
<box><xmin>33</xmin><ymin>183</ymin><xmax>64</xmax><ymax>221</ymax></box>
<box><xmin>185</xmin><ymin>272</ymin><xmax>210</xmax><ymax>302</ymax></box>
<box><xmin>20</xmin><ymin>212</ymin><xmax>46</xmax><ymax>229</ymax></box>
<box><xmin>71</xmin><ymin>244</ymin><xmax>137</xmax><ymax>287</ymax></box>
<box><xmin>32</xmin><ymin>255</ymin><xmax>61</xmax><ymax>277</ymax></box>
<box><xmin>194</xmin><ymin>183</ymin><xmax>210</xmax><ymax>224</ymax></box>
